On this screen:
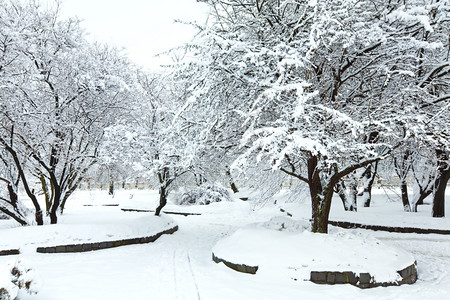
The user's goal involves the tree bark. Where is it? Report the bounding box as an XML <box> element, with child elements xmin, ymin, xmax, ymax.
<box><xmin>226</xmin><ymin>168</ymin><xmax>239</xmax><ymax>193</ymax></box>
<box><xmin>400</xmin><ymin>180</ymin><xmax>411</xmax><ymax>212</ymax></box>
<box><xmin>336</xmin><ymin>181</ymin><xmax>350</xmax><ymax>211</ymax></box>
<box><xmin>155</xmin><ymin>168</ymin><xmax>172</xmax><ymax>216</ymax></box>
<box><xmin>311</xmin><ymin>185</ymin><xmax>334</xmax><ymax>234</ymax></box>
<box><xmin>308</xmin><ymin>156</ymin><xmax>334</xmax><ymax>233</ymax></box>
<box><xmin>360</xmin><ymin>162</ymin><xmax>378</xmax><ymax>207</ymax></box>
<box><xmin>49</xmin><ymin>184</ymin><xmax>61</xmax><ymax>224</ymax></box>
<box><xmin>432</xmin><ymin>149</ymin><xmax>449</xmax><ymax>218</ymax></box>
<box><xmin>155</xmin><ymin>185</ymin><xmax>167</xmax><ymax>216</ymax></box>
<box><xmin>109</xmin><ymin>180</ymin><xmax>114</xmax><ymax>195</ymax></box>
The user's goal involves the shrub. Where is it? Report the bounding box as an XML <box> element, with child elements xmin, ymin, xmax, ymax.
<box><xmin>0</xmin><ymin>258</ymin><xmax>40</xmax><ymax>300</ymax></box>
<box><xmin>177</xmin><ymin>183</ymin><xmax>231</xmax><ymax>205</ymax></box>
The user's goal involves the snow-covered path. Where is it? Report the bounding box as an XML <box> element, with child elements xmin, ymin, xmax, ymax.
<box><xmin>4</xmin><ymin>211</ymin><xmax>447</xmax><ymax>300</ymax></box>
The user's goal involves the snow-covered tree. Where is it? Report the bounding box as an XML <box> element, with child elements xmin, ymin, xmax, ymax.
<box><xmin>0</xmin><ymin>0</ymin><xmax>136</xmax><ymax>224</ymax></box>
<box><xmin>102</xmin><ymin>74</ymin><xmax>200</xmax><ymax>215</ymax></box>
<box><xmin>176</xmin><ymin>0</ymin><xmax>448</xmax><ymax>232</ymax></box>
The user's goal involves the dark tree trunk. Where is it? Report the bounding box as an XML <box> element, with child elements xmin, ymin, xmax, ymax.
<box><xmin>336</xmin><ymin>181</ymin><xmax>349</xmax><ymax>211</ymax></box>
<box><xmin>394</xmin><ymin>151</ymin><xmax>412</xmax><ymax>211</ymax></box>
<box><xmin>226</xmin><ymin>168</ymin><xmax>239</xmax><ymax>193</ymax></box>
<box><xmin>35</xmin><ymin>210</ymin><xmax>43</xmax><ymax>226</ymax></box>
<box><xmin>307</xmin><ymin>156</ymin><xmax>334</xmax><ymax>233</ymax></box>
<box><xmin>155</xmin><ymin>186</ymin><xmax>167</xmax><ymax>216</ymax></box>
<box><xmin>109</xmin><ymin>180</ymin><xmax>114</xmax><ymax>195</ymax></box>
<box><xmin>412</xmin><ymin>189</ymin><xmax>432</xmax><ymax>212</ymax></box>
<box><xmin>49</xmin><ymin>185</ymin><xmax>61</xmax><ymax>224</ymax></box>
<box><xmin>360</xmin><ymin>162</ymin><xmax>378</xmax><ymax>207</ymax></box>
<box><xmin>400</xmin><ymin>180</ymin><xmax>411</xmax><ymax>212</ymax></box>
<box><xmin>311</xmin><ymin>186</ymin><xmax>334</xmax><ymax>234</ymax></box>
<box><xmin>432</xmin><ymin>150</ymin><xmax>449</xmax><ymax>218</ymax></box>
<box><xmin>155</xmin><ymin>168</ymin><xmax>172</xmax><ymax>216</ymax></box>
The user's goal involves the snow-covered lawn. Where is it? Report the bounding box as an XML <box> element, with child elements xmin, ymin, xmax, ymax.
<box><xmin>1</xmin><ymin>188</ymin><xmax>449</xmax><ymax>299</ymax></box>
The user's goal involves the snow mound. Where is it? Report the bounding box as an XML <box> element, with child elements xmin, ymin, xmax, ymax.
<box><xmin>0</xmin><ymin>214</ymin><xmax>176</xmax><ymax>251</ymax></box>
<box><xmin>212</xmin><ymin>222</ymin><xmax>415</xmax><ymax>283</ymax></box>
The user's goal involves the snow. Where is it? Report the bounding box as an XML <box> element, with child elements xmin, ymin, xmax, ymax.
<box><xmin>1</xmin><ymin>188</ymin><xmax>450</xmax><ymax>299</ymax></box>
<box><xmin>213</xmin><ymin>218</ymin><xmax>415</xmax><ymax>283</ymax></box>
<box><xmin>0</xmin><ymin>206</ymin><xmax>175</xmax><ymax>254</ymax></box>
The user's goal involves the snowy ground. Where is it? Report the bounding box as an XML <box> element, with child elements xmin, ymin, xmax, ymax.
<box><xmin>1</xmin><ymin>188</ymin><xmax>449</xmax><ymax>299</ymax></box>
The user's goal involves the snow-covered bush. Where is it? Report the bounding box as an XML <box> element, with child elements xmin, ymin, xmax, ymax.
<box><xmin>176</xmin><ymin>183</ymin><xmax>231</xmax><ymax>205</ymax></box>
<box><xmin>248</xmin><ymin>216</ymin><xmax>311</xmax><ymax>233</ymax></box>
<box><xmin>0</xmin><ymin>258</ymin><xmax>40</xmax><ymax>300</ymax></box>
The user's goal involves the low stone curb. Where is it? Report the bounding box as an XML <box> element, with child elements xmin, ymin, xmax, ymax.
<box><xmin>83</xmin><ymin>204</ymin><xmax>119</xmax><ymax>207</ymax></box>
<box><xmin>212</xmin><ymin>252</ymin><xmax>417</xmax><ymax>289</ymax></box>
<box><xmin>36</xmin><ymin>225</ymin><xmax>178</xmax><ymax>254</ymax></box>
<box><xmin>121</xmin><ymin>208</ymin><xmax>201</xmax><ymax>216</ymax></box>
<box><xmin>310</xmin><ymin>262</ymin><xmax>417</xmax><ymax>288</ymax></box>
<box><xmin>212</xmin><ymin>252</ymin><xmax>258</xmax><ymax>274</ymax></box>
<box><xmin>0</xmin><ymin>249</ymin><xmax>20</xmax><ymax>256</ymax></box>
<box><xmin>328</xmin><ymin>220</ymin><xmax>450</xmax><ymax>235</ymax></box>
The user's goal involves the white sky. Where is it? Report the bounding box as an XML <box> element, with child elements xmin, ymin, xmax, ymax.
<box><xmin>59</xmin><ymin>0</ymin><xmax>209</xmax><ymax>70</ymax></box>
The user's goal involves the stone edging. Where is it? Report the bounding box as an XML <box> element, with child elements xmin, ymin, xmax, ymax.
<box><xmin>212</xmin><ymin>252</ymin><xmax>417</xmax><ymax>289</ymax></box>
<box><xmin>36</xmin><ymin>226</ymin><xmax>178</xmax><ymax>254</ymax></box>
<box><xmin>212</xmin><ymin>252</ymin><xmax>258</xmax><ymax>274</ymax></box>
<box><xmin>310</xmin><ymin>262</ymin><xmax>417</xmax><ymax>288</ymax></box>
<box><xmin>121</xmin><ymin>208</ymin><xmax>201</xmax><ymax>216</ymax></box>
<box><xmin>0</xmin><ymin>249</ymin><xmax>20</xmax><ymax>256</ymax></box>
<box><xmin>328</xmin><ymin>220</ymin><xmax>450</xmax><ymax>235</ymax></box>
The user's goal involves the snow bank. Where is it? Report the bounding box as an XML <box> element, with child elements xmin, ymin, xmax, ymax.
<box><xmin>213</xmin><ymin>217</ymin><xmax>415</xmax><ymax>283</ymax></box>
<box><xmin>0</xmin><ymin>210</ymin><xmax>175</xmax><ymax>253</ymax></box>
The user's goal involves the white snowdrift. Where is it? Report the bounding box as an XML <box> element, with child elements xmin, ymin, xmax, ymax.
<box><xmin>213</xmin><ymin>217</ymin><xmax>416</xmax><ymax>283</ymax></box>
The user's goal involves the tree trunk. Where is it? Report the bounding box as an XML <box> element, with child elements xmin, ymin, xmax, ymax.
<box><xmin>411</xmin><ymin>188</ymin><xmax>432</xmax><ymax>212</ymax></box>
<box><xmin>311</xmin><ymin>186</ymin><xmax>334</xmax><ymax>234</ymax></box>
<box><xmin>347</xmin><ymin>177</ymin><xmax>358</xmax><ymax>212</ymax></box>
<box><xmin>360</xmin><ymin>162</ymin><xmax>378</xmax><ymax>207</ymax></box>
<box><xmin>432</xmin><ymin>149</ymin><xmax>449</xmax><ymax>218</ymax></box>
<box><xmin>400</xmin><ymin>180</ymin><xmax>411</xmax><ymax>212</ymax></box>
<box><xmin>307</xmin><ymin>156</ymin><xmax>334</xmax><ymax>233</ymax></box>
<box><xmin>155</xmin><ymin>185</ymin><xmax>167</xmax><ymax>216</ymax></box>
<box><xmin>335</xmin><ymin>181</ymin><xmax>349</xmax><ymax>211</ymax></box>
<box><xmin>49</xmin><ymin>186</ymin><xmax>61</xmax><ymax>224</ymax></box>
<box><xmin>226</xmin><ymin>168</ymin><xmax>239</xmax><ymax>193</ymax></box>
<box><xmin>109</xmin><ymin>180</ymin><xmax>114</xmax><ymax>195</ymax></box>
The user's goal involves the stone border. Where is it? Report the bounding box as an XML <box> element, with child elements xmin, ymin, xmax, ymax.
<box><xmin>310</xmin><ymin>262</ymin><xmax>417</xmax><ymax>288</ymax></box>
<box><xmin>121</xmin><ymin>208</ymin><xmax>201</xmax><ymax>216</ymax></box>
<box><xmin>212</xmin><ymin>252</ymin><xmax>417</xmax><ymax>289</ymax></box>
<box><xmin>328</xmin><ymin>220</ymin><xmax>450</xmax><ymax>235</ymax></box>
<box><xmin>36</xmin><ymin>226</ymin><xmax>178</xmax><ymax>254</ymax></box>
<box><xmin>83</xmin><ymin>204</ymin><xmax>119</xmax><ymax>207</ymax></box>
<box><xmin>0</xmin><ymin>249</ymin><xmax>20</xmax><ymax>256</ymax></box>
<box><xmin>212</xmin><ymin>252</ymin><xmax>258</xmax><ymax>274</ymax></box>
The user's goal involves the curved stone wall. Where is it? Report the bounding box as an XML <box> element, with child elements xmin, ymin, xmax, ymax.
<box><xmin>213</xmin><ymin>252</ymin><xmax>417</xmax><ymax>288</ymax></box>
<box><xmin>36</xmin><ymin>225</ymin><xmax>178</xmax><ymax>253</ymax></box>
<box><xmin>0</xmin><ymin>249</ymin><xmax>20</xmax><ymax>256</ymax></box>
<box><xmin>310</xmin><ymin>262</ymin><xmax>417</xmax><ymax>288</ymax></box>
<box><xmin>212</xmin><ymin>253</ymin><xmax>258</xmax><ymax>274</ymax></box>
